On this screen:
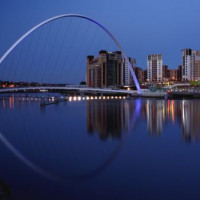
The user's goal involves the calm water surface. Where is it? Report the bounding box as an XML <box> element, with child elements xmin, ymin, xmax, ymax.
<box><xmin>0</xmin><ymin>95</ymin><xmax>200</xmax><ymax>200</ymax></box>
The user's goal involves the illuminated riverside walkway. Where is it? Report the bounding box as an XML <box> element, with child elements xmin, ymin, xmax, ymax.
<box><xmin>0</xmin><ymin>86</ymin><xmax>135</xmax><ymax>95</ymax></box>
<box><xmin>0</xmin><ymin>86</ymin><xmax>170</xmax><ymax>99</ymax></box>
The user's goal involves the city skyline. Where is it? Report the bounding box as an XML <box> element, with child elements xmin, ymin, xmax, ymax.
<box><xmin>1</xmin><ymin>1</ymin><xmax>200</xmax><ymax>199</ymax></box>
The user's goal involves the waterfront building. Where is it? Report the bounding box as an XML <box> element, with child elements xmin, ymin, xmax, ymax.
<box><xmin>133</xmin><ymin>67</ymin><xmax>146</xmax><ymax>83</ymax></box>
<box><xmin>182</xmin><ymin>48</ymin><xmax>200</xmax><ymax>81</ymax></box>
<box><xmin>143</xmin><ymin>70</ymin><xmax>147</xmax><ymax>83</ymax></box>
<box><xmin>194</xmin><ymin>51</ymin><xmax>200</xmax><ymax>81</ymax></box>
<box><xmin>177</xmin><ymin>65</ymin><xmax>182</xmax><ymax>81</ymax></box>
<box><xmin>123</xmin><ymin>57</ymin><xmax>136</xmax><ymax>86</ymax></box>
<box><xmin>169</xmin><ymin>69</ymin><xmax>178</xmax><ymax>81</ymax></box>
<box><xmin>86</xmin><ymin>50</ymin><xmax>136</xmax><ymax>88</ymax></box>
<box><xmin>162</xmin><ymin>65</ymin><xmax>170</xmax><ymax>81</ymax></box>
<box><xmin>162</xmin><ymin>65</ymin><xmax>180</xmax><ymax>83</ymax></box>
<box><xmin>147</xmin><ymin>54</ymin><xmax>163</xmax><ymax>82</ymax></box>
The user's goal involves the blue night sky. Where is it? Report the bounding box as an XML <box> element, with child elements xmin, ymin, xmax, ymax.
<box><xmin>0</xmin><ymin>0</ymin><xmax>200</xmax><ymax>70</ymax></box>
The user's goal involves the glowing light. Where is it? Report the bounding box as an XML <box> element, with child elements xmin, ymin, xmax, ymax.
<box><xmin>78</xmin><ymin>96</ymin><xmax>81</xmax><ymax>101</ymax></box>
<box><xmin>86</xmin><ymin>97</ymin><xmax>90</xmax><ymax>100</ymax></box>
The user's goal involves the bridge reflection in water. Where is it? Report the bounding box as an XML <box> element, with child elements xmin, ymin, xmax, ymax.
<box><xmin>0</xmin><ymin>96</ymin><xmax>200</xmax><ymax>200</ymax></box>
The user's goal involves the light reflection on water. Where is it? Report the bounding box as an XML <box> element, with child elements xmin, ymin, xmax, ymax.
<box><xmin>1</xmin><ymin>95</ymin><xmax>200</xmax><ymax>142</ymax></box>
<box><xmin>0</xmin><ymin>95</ymin><xmax>200</xmax><ymax>199</ymax></box>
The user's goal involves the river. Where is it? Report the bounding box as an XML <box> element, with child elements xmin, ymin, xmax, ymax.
<box><xmin>0</xmin><ymin>95</ymin><xmax>200</xmax><ymax>200</ymax></box>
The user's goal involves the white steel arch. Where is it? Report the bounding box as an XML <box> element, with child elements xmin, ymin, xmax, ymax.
<box><xmin>0</xmin><ymin>14</ymin><xmax>141</xmax><ymax>93</ymax></box>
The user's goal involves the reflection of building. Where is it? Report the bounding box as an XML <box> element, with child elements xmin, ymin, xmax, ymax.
<box><xmin>86</xmin><ymin>98</ymin><xmax>200</xmax><ymax>142</ymax></box>
<box><xmin>146</xmin><ymin>100</ymin><xmax>164</xmax><ymax>135</ymax></box>
<box><xmin>181</xmin><ymin>100</ymin><xmax>200</xmax><ymax>142</ymax></box>
<box><xmin>86</xmin><ymin>50</ymin><xmax>136</xmax><ymax>88</ymax></box>
<box><xmin>145</xmin><ymin>99</ymin><xmax>200</xmax><ymax>142</ymax></box>
<box><xmin>86</xmin><ymin>100</ymin><xmax>134</xmax><ymax>140</ymax></box>
<box><xmin>147</xmin><ymin>54</ymin><xmax>163</xmax><ymax>82</ymax></box>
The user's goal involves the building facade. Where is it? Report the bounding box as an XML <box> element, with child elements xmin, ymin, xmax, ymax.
<box><xmin>147</xmin><ymin>54</ymin><xmax>163</xmax><ymax>82</ymax></box>
<box><xmin>123</xmin><ymin>58</ymin><xmax>136</xmax><ymax>86</ymax></box>
<box><xmin>133</xmin><ymin>67</ymin><xmax>145</xmax><ymax>83</ymax></box>
<box><xmin>177</xmin><ymin>65</ymin><xmax>182</xmax><ymax>81</ymax></box>
<box><xmin>194</xmin><ymin>51</ymin><xmax>200</xmax><ymax>81</ymax></box>
<box><xmin>162</xmin><ymin>65</ymin><xmax>170</xmax><ymax>81</ymax></box>
<box><xmin>169</xmin><ymin>69</ymin><xmax>178</xmax><ymax>81</ymax></box>
<box><xmin>182</xmin><ymin>48</ymin><xmax>200</xmax><ymax>81</ymax></box>
<box><xmin>87</xmin><ymin>50</ymin><xmax>137</xmax><ymax>88</ymax></box>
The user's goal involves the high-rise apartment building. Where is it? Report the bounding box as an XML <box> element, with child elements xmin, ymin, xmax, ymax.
<box><xmin>194</xmin><ymin>51</ymin><xmax>200</xmax><ymax>81</ymax></box>
<box><xmin>147</xmin><ymin>54</ymin><xmax>163</xmax><ymax>82</ymax></box>
<box><xmin>182</xmin><ymin>48</ymin><xmax>200</xmax><ymax>81</ymax></box>
<box><xmin>123</xmin><ymin>58</ymin><xmax>136</xmax><ymax>86</ymax></box>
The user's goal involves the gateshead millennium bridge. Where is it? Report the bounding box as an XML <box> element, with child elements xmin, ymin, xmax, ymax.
<box><xmin>0</xmin><ymin>14</ymin><xmax>141</xmax><ymax>95</ymax></box>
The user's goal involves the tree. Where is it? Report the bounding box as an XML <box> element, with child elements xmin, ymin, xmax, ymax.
<box><xmin>80</xmin><ymin>81</ymin><xmax>86</xmax><ymax>85</ymax></box>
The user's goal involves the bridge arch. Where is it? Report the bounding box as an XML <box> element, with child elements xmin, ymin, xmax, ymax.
<box><xmin>0</xmin><ymin>14</ymin><xmax>141</xmax><ymax>93</ymax></box>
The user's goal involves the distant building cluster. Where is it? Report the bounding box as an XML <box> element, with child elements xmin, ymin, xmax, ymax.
<box><xmin>86</xmin><ymin>48</ymin><xmax>200</xmax><ymax>88</ymax></box>
<box><xmin>147</xmin><ymin>48</ymin><xmax>200</xmax><ymax>84</ymax></box>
